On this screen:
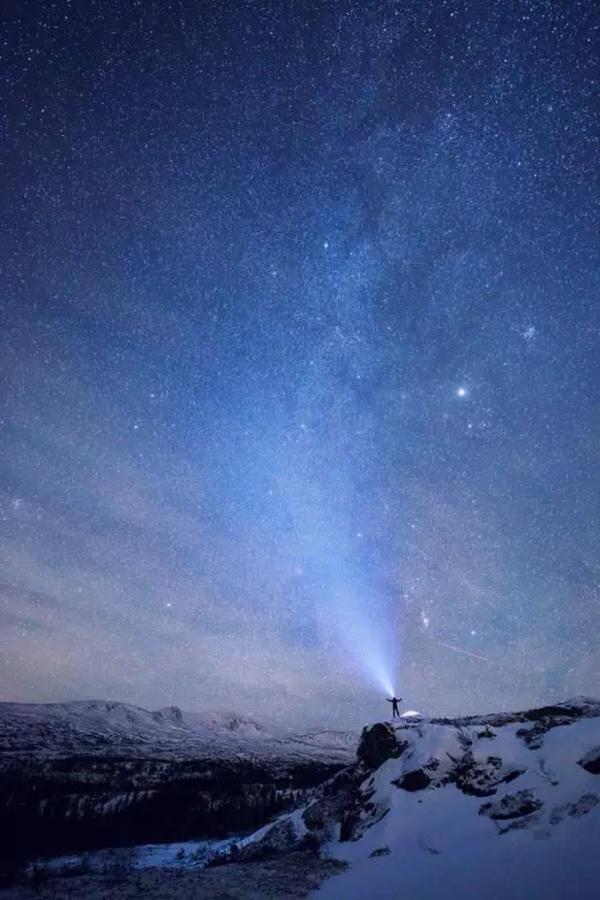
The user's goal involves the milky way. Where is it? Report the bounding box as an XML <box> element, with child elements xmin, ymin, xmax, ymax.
<box><xmin>1</xmin><ymin>1</ymin><xmax>598</xmax><ymax>728</ymax></box>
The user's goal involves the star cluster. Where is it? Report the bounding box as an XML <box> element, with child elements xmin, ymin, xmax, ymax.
<box><xmin>1</xmin><ymin>1</ymin><xmax>598</xmax><ymax>727</ymax></box>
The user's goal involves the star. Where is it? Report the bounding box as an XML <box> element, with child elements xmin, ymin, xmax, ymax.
<box><xmin>1</xmin><ymin>0</ymin><xmax>595</xmax><ymax>730</ymax></box>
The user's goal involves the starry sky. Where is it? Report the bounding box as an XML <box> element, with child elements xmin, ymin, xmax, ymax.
<box><xmin>1</xmin><ymin>1</ymin><xmax>599</xmax><ymax>729</ymax></box>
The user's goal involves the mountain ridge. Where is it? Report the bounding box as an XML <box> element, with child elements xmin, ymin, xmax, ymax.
<box><xmin>0</xmin><ymin>698</ymin><xmax>356</xmax><ymax>761</ymax></box>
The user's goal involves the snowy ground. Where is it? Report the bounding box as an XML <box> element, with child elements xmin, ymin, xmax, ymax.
<box><xmin>309</xmin><ymin>714</ymin><xmax>600</xmax><ymax>899</ymax></box>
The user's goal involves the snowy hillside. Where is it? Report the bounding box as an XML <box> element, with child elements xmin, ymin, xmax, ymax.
<box><xmin>229</xmin><ymin>698</ymin><xmax>600</xmax><ymax>900</ymax></box>
<box><xmin>0</xmin><ymin>700</ymin><xmax>189</xmax><ymax>752</ymax></box>
<box><xmin>0</xmin><ymin>699</ymin><xmax>355</xmax><ymax>762</ymax></box>
<box><xmin>184</xmin><ymin>710</ymin><xmax>268</xmax><ymax>739</ymax></box>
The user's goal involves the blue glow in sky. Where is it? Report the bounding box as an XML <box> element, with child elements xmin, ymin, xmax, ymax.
<box><xmin>1</xmin><ymin>1</ymin><xmax>598</xmax><ymax>728</ymax></box>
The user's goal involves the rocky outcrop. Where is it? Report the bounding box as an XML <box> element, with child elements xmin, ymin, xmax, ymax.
<box><xmin>302</xmin><ymin>767</ymin><xmax>363</xmax><ymax>838</ymax></box>
<box><xmin>449</xmin><ymin>753</ymin><xmax>525</xmax><ymax>797</ymax></box>
<box><xmin>356</xmin><ymin>723</ymin><xmax>409</xmax><ymax>768</ymax></box>
<box><xmin>299</xmin><ymin>764</ymin><xmax>378</xmax><ymax>846</ymax></box>
<box><xmin>393</xmin><ymin>768</ymin><xmax>432</xmax><ymax>791</ymax></box>
<box><xmin>479</xmin><ymin>789</ymin><xmax>542</xmax><ymax>821</ymax></box>
<box><xmin>516</xmin><ymin>715</ymin><xmax>575</xmax><ymax>749</ymax></box>
<box><xmin>391</xmin><ymin>751</ymin><xmax>524</xmax><ymax>798</ymax></box>
<box><xmin>225</xmin><ymin>696</ymin><xmax>600</xmax><ymax>874</ymax></box>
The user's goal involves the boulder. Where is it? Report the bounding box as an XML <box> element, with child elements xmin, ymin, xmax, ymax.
<box><xmin>479</xmin><ymin>789</ymin><xmax>542</xmax><ymax>821</ymax></box>
<box><xmin>393</xmin><ymin>769</ymin><xmax>432</xmax><ymax>792</ymax></box>
<box><xmin>357</xmin><ymin>724</ymin><xmax>409</xmax><ymax>769</ymax></box>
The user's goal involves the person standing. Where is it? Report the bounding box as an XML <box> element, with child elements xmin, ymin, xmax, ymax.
<box><xmin>386</xmin><ymin>696</ymin><xmax>402</xmax><ymax>718</ymax></box>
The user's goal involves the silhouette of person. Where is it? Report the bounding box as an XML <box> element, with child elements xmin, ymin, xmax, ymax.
<box><xmin>386</xmin><ymin>696</ymin><xmax>402</xmax><ymax>718</ymax></box>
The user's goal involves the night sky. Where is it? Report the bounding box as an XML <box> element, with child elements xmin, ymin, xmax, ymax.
<box><xmin>1</xmin><ymin>1</ymin><xmax>599</xmax><ymax>729</ymax></box>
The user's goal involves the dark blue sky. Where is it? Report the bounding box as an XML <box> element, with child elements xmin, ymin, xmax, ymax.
<box><xmin>1</xmin><ymin>1</ymin><xmax>598</xmax><ymax>727</ymax></box>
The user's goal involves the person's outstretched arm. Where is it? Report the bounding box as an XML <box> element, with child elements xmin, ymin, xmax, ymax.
<box><xmin>386</xmin><ymin>698</ymin><xmax>393</xmax><ymax>703</ymax></box>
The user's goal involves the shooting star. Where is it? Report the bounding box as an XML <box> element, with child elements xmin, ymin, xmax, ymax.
<box><xmin>435</xmin><ymin>639</ymin><xmax>489</xmax><ymax>662</ymax></box>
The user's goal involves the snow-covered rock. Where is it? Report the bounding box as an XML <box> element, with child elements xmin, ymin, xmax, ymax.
<box><xmin>231</xmin><ymin>697</ymin><xmax>600</xmax><ymax>899</ymax></box>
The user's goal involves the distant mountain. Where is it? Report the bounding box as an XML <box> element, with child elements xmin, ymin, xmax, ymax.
<box><xmin>0</xmin><ymin>700</ymin><xmax>189</xmax><ymax>753</ymax></box>
<box><xmin>0</xmin><ymin>699</ymin><xmax>355</xmax><ymax>761</ymax></box>
<box><xmin>225</xmin><ymin>697</ymin><xmax>600</xmax><ymax>899</ymax></box>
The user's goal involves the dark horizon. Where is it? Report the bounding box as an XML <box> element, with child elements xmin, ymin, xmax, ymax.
<box><xmin>1</xmin><ymin>1</ymin><xmax>598</xmax><ymax>731</ymax></box>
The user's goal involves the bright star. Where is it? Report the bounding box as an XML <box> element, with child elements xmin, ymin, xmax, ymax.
<box><xmin>456</xmin><ymin>386</ymin><xmax>467</xmax><ymax>397</ymax></box>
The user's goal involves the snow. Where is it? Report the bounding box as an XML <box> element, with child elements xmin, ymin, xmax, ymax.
<box><xmin>315</xmin><ymin>811</ymin><xmax>599</xmax><ymax>900</ymax></box>
<box><xmin>184</xmin><ymin>710</ymin><xmax>267</xmax><ymax>738</ymax></box>
<box><xmin>30</xmin><ymin>836</ymin><xmax>239</xmax><ymax>876</ymax></box>
<box><xmin>310</xmin><ymin>713</ymin><xmax>600</xmax><ymax>899</ymax></box>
